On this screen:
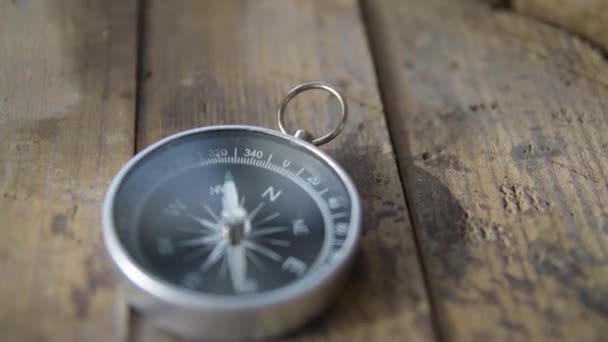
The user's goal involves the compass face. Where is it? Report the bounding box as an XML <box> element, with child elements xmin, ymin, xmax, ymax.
<box><xmin>109</xmin><ymin>127</ymin><xmax>358</xmax><ymax>296</ymax></box>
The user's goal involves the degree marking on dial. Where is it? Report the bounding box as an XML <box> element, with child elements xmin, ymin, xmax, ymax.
<box><xmin>335</xmin><ymin>222</ymin><xmax>349</xmax><ymax>235</ymax></box>
<box><xmin>242</xmin><ymin>240</ymin><xmax>283</xmax><ymax>262</ymax></box>
<box><xmin>307</xmin><ymin>176</ymin><xmax>321</xmax><ymax>186</ymax></box>
<box><xmin>250</xmin><ymin>226</ymin><xmax>289</xmax><ymax>237</ymax></box>
<box><xmin>333</xmin><ymin>239</ymin><xmax>346</xmax><ymax>247</ymax></box>
<box><xmin>328</xmin><ymin>197</ymin><xmax>342</xmax><ymax>209</ymax></box>
<box><xmin>318</xmin><ymin>188</ymin><xmax>329</xmax><ymax>196</ymax></box>
<box><xmin>295</xmin><ymin>168</ymin><xmax>305</xmax><ymax>177</ymax></box>
<box><xmin>331</xmin><ymin>212</ymin><xmax>347</xmax><ymax>219</ymax></box>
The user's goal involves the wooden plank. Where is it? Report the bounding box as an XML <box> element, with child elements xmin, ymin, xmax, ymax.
<box><xmin>513</xmin><ymin>0</ymin><xmax>608</xmax><ymax>51</ymax></box>
<box><xmin>362</xmin><ymin>0</ymin><xmax>608</xmax><ymax>340</ymax></box>
<box><xmin>0</xmin><ymin>0</ymin><xmax>137</xmax><ymax>341</ymax></box>
<box><xmin>134</xmin><ymin>0</ymin><xmax>435</xmax><ymax>340</ymax></box>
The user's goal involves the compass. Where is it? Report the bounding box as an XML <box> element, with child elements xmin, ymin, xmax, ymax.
<box><xmin>102</xmin><ymin>83</ymin><xmax>361</xmax><ymax>340</ymax></box>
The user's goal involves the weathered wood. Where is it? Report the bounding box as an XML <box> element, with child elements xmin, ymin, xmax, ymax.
<box><xmin>0</xmin><ymin>0</ymin><xmax>137</xmax><ymax>341</ymax></box>
<box><xmin>513</xmin><ymin>0</ymin><xmax>608</xmax><ymax>52</ymax></box>
<box><xmin>362</xmin><ymin>0</ymin><xmax>608</xmax><ymax>340</ymax></box>
<box><xmin>134</xmin><ymin>0</ymin><xmax>434</xmax><ymax>340</ymax></box>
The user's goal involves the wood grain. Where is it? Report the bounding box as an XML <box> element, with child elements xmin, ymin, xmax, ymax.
<box><xmin>363</xmin><ymin>0</ymin><xmax>608</xmax><ymax>340</ymax></box>
<box><xmin>134</xmin><ymin>0</ymin><xmax>434</xmax><ymax>340</ymax></box>
<box><xmin>513</xmin><ymin>0</ymin><xmax>608</xmax><ymax>52</ymax></box>
<box><xmin>0</xmin><ymin>0</ymin><xmax>137</xmax><ymax>341</ymax></box>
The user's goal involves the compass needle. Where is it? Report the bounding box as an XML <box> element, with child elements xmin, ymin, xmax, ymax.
<box><xmin>227</xmin><ymin>245</ymin><xmax>256</xmax><ymax>293</ymax></box>
<box><xmin>222</xmin><ymin>171</ymin><xmax>240</xmax><ymax>212</ymax></box>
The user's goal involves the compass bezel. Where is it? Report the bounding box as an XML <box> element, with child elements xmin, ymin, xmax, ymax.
<box><xmin>102</xmin><ymin>125</ymin><xmax>361</xmax><ymax>313</ymax></box>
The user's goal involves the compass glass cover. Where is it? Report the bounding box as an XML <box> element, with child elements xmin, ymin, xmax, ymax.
<box><xmin>112</xmin><ymin>128</ymin><xmax>355</xmax><ymax>295</ymax></box>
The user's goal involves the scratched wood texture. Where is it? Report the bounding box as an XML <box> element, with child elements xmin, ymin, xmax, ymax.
<box><xmin>132</xmin><ymin>0</ymin><xmax>433</xmax><ymax>341</ymax></box>
<box><xmin>363</xmin><ymin>0</ymin><xmax>608</xmax><ymax>341</ymax></box>
<box><xmin>0</xmin><ymin>0</ymin><xmax>137</xmax><ymax>341</ymax></box>
<box><xmin>513</xmin><ymin>0</ymin><xmax>608</xmax><ymax>51</ymax></box>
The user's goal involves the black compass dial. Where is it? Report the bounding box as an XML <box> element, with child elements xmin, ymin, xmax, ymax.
<box><xmin>112</xmin><ymin>129</ymin><xmax>354</xmax><ymax>295</ymax></box>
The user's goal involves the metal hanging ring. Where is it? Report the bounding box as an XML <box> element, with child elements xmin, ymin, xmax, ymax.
<box><xmin>277</xmin><ymin>82</ymin><xmax>348</xmax><ymax>146</ymax></box>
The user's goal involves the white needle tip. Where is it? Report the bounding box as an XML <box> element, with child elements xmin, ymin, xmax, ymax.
<box><xmin>225</xmin><ymin>171</ymin><xmax>234</xmax><ymax>183</ymax></box>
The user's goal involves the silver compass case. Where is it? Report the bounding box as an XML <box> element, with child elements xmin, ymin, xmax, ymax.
<box><xmin>102</xmin><ymin>83</ymin><xmax>361</xmax><ymax>340</ymax></box>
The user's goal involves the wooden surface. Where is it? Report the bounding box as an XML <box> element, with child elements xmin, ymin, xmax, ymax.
<box><xmin>1</xmin><ymin>0</ymin><xmax>607</xmax><ymax>341</ymax></box>
<box><xmin>363</xmin><ymin>0</ymin><xmax>608</xmax><ymax>341</ymax></box>
<box><xmin>514</xmin><ymin>0</ymin><xmax>608</xmax><ymax>51</ymax></box>
<box><xmin>0</xmin><ymin>0</ymin><xmax>137</xmax><ymax>341</ymax></box>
